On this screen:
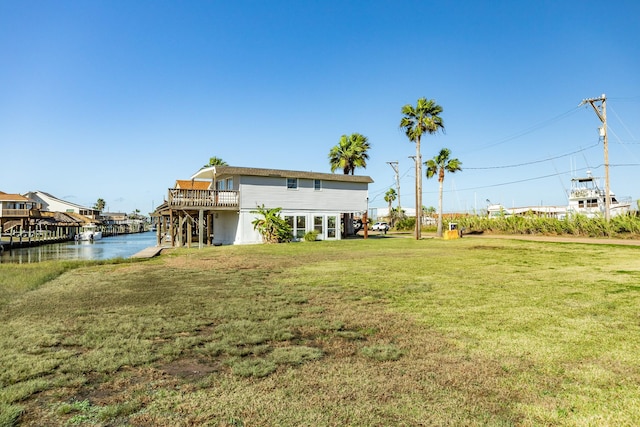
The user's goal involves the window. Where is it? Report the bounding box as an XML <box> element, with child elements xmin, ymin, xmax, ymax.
<box><xmin>285</xmin><ymin>215</ymin><xmax>306</xmax><ymax>239</ymax></box>
<box><xmin>285</xmin><ymin>216</ymin><xmax>294</xmax><ymax>228</ymax></box>
<box><xmin>226</xmin><ymin>178</ymin><xmax>233</xmax><ymax>190</ymax></box>
<box><xmin>327</xmin><ymin>216</ymin><xmax>337</xmax><ymax>238</ymax></box>
<box><xmin>314</xmin><ymin>216</ymin><xmax>323</xmax><ymax>235</ymax></box>
<box><xmin>217</xmin><ymin>180</ymin><xmax>225</xmax><ymax>190</ymax></box>
<box><xmin>314</xmin><ymin>179</ymin><xmax>322</xmax><ymax>191</ymax></box>
<box><xmin>296</xmin><ymin>216</ymin><xmax>306</xmax><ymax>239</ymax></box>
<box><xmin>287</xmin><ymin>178</ymin><xmax>298</xmax><ymax>189</ymax></box>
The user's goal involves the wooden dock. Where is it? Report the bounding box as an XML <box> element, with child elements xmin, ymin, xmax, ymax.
<box><xmin>130</xmin><ymin>246</ymin><xmax>165</xmax><ymax>259</ymax></box>
<box><xmin>0</xmin><ymin>236</ymin><xmax>70</xmax><ymax>251</ymax></box>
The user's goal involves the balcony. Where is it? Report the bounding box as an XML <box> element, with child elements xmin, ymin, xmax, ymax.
<box><xmin>0</xmin><ymin>208</ymin><xmax>38</xmax><ymax>218</ymax></box>
<box><xmin>168</xmin><ymin>189</ymin><xmax>239</xmax><ymax>209</ymax></box>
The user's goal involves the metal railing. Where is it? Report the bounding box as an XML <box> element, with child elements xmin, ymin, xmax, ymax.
<box><xmin>168</xmin><ymin>189</ymin><xmax>239</xmax><ymax>208</ymax></box>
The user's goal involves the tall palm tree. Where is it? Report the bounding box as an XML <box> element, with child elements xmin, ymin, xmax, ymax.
<box><xmin>328</xmin><ymin>133</ymin><xmax>371</xmax><ymax>175</ymax></box>
<box><xmin>329</xmin><ymin>133</ymin><xmax>371</xmax><ymax>236</ymax></box>
<box><xmin>425</xmin><ymin>148</ymin><xmax>462</xmax><ymax>238</ymax></box>
<box><xmin>384</xmin><ymin>188</ymin><xmax>397</xmax><ymax>225</ymax></box>
<box><xmin>400</xmin><ymin>98</ymin><xmax>445</xmax><ymax>239</ymax></box>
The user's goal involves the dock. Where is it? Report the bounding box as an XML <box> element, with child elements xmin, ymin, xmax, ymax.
<box><xmin>130</xmin><ymin>246</ymin><xmax>165</xmax><ymax>259</ymax></box>
<box><xmin>1</xmin><ymin>236</ymin><xmax>70</xmax><ymax>251</ymax></box>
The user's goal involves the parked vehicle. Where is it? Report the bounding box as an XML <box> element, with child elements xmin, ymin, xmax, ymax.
<box><xmin>371</xmin><ymin>222</ymin><xmax>389</xmax><ymax>231</ymax></box>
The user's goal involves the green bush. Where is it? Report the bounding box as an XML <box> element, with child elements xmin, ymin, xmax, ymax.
<box><xmin>394</xmin><ymin>217</ymin><xmax>415</xmax><ymax>231</ymax></box>
<box><xmin>303</xmin><ymin>230</ymin><xmax>319</xmax><ymax>241</ymax></box>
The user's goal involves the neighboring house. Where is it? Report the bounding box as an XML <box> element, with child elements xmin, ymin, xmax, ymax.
<box><xmin>155</xmin><ymin>166</ymin><xmax>373</xmax><ymax>246</ymax></box>
<box><xmin>0</xmin><ymin>191</ymin><xmax>41</xmax><ymax>233</ymax></box>
<box><xmin>24</xmin><ymin>191</ymin><xmax>101</xmax><ymax>220</ymax></box>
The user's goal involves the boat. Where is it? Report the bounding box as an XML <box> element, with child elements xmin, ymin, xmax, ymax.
<box><xmin>566</xmin><ymin>171</ymin><xmax>631</xmax><ymax>218</ymax></box>
<box><xmin>78</xmin><ymin>223</ymin><xmax>103</xmax><ymax>241</ymax></box>
<box><xmin>487</xmin><ymin>172</ymin><xmax>631</xmax><ymax>219</ymax></box>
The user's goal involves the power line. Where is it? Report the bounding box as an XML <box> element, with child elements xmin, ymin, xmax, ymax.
<box><xmin>427</xmin><ymin>163</ymin><xmax>637</xmax><ymax>194</ymax></box>
<box><xmin>464</xmin><ymin>106</ymin><xmax>582</xmax><ymax>153</ymax></box>
<box><xmin>464</xmin><ymin>142</ymin><xmax>599</xmax><ymax>170</ymax></box>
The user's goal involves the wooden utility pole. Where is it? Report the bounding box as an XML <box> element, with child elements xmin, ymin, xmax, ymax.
<box><xmin>409</xmin><ymin>155</ymin><xmax>419</xmax><ymax>239</ymax></box>
<box><xmin>580</xmin><ymin>94</ymin><xmax>610</xmax><ymax>221</ymax></box>
<box><xmin>386</xmin><ymin>161</ymin><xmax>401</xmax><ymax>210</ymax></box>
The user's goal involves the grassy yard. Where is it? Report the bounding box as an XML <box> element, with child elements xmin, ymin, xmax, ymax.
<box><xmin>1</xmin><ymin>237</ymin><xmax>640</xmax><ymax>426</ymax></box>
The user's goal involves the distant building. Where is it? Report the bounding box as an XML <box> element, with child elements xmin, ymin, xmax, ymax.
<box><xmin>0</xmin><ymin>191</ymin><xmax>40</xmax><ymax>233</ymax></box>
<box><xmin>24</xmin><ymin>191</ymin><xmax>101</xmax><ymax>220</ymax></box>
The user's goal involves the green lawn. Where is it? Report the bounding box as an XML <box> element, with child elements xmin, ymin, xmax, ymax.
<box><xmin>1</xmin><ymin>237</ymin><xmax>639</xmax><ymax>426</ymax></box>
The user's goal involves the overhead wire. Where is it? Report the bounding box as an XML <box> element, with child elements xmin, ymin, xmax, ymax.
<box><xmin>464</xmin><ymin>142</ymin><xmax>600</xmax><ymax>169</ymax></box>
<box><xmin>464</xmin><ymin>106</ymin><xmax>582</xmax><ymax>153</ymax></box>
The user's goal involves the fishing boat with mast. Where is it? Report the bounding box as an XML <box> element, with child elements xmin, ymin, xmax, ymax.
<box><xmin>566</xmin><ymin>171</ymin><xmax>631</xmax><ymax>218</ymax></box>
<box><xmin>487</xmin><ymin>171</ymin><xmax>631</xmax><ymax>219</ymax></box>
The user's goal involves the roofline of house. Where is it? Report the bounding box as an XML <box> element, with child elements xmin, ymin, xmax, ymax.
<box><xmin>190</xmin><ymin>166</ymin><xmax>374</xmax><ymax>183</ymax></box>
<box><xmin>28</xmin><ymin>190</ymin><xmax>98</xmax><ymax>212</ymax></box>
<box><xmin>0</xmin><ymin>193</ymin><xmax>30</xmax><ymax>202</ymax></box>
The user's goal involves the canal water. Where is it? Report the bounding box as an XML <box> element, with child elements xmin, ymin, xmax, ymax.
<box><xmin>0</xmin><ymin>231</ymin><xmax>158</xmax><ymax>264</ymax></box>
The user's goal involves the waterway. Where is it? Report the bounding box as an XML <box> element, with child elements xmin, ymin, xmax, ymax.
<box><xmin>0</xmin><ymin>231</ymin><xmax>158</xmax><ymax>264</ymax></box>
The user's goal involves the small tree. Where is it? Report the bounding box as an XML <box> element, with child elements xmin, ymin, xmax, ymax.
<box><xmin>425</xmin><ymin>148</ymin><xmax>462</xmax><ymax>237</ymax></box>
<box><xmin>389</xmin><ymin>207</ymin><xmax>406</xmax><ymax>228</ymax></box>
<box><xmin>251</xmin><ymin>205</ymin><xmax>293</xmax><ymax>243</ymax></box>
<box><xmin>93</xmin><ymin>198</ymin><xmax>106</xmax><ymax>212</ymax></box>
<box><xmin>384</xmin><ymin>188</ymin><xmax>397</xmax><ymax>225</ymax></box>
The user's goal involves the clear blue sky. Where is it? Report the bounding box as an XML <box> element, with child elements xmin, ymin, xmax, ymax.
<box><xmin>2</xmin><ymin>0</ymin><xmax>639</xmax><ymax>215</ymax></box>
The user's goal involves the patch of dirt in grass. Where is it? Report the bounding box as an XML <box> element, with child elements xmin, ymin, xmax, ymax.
<box><xmin>160</xmin><ymin>358</ymin><xmax>220</xmax><ymax>380</ymax></box>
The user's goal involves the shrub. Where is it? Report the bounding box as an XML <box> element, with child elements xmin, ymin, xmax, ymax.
<box><xmin>394</xmin><ymin>217</ymin><xmax>415</xmax><ymax>231</ymax></box>
<box><xmin>303</xmin><ymin>230</ymin><xmax>319</xmax><ymax>241</ymax></box>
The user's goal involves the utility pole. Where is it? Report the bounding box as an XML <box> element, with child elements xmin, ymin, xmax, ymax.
<box><xmin>409</xmin><ymin>155</ymin><xmax>419</xmax><ymax>239</ymax></box>
<box><xmin>580</xmin><ymin>94</ymin><xmax>610</xmax><ymax>221</ymax></box>
<box><xmin>386</xmin><ymin>161</ymin><xmax>401</xmax><ymax>210</ymax></box>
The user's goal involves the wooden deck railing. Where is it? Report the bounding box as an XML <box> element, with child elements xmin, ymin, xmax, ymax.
<box><xmin>0</xmin><ymin>208</ymin><xmax>33</xmax><ymax>218</ymax></box>
<box><xmin>168</xmin><ymin>189</ymin><xmax>239</xmax><ymax>208</ymax></box>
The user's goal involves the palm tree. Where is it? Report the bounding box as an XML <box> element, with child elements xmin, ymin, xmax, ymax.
<box><xmin>93</xmin><ymin>198</ymin><xmax>106</xmax><ymax>212</ymax></box>
<box><xmin>384</xmin><ymin>188</ymin><xmax>397</xmax><ymax>225</ymax></box>
<box><xmin>203</xmin><ymin>156</ymin><xmax>228</xmax><ymax>168</ymax></box>
<box><xmin>329</xmin><ymin>133</ymin><xmax>371</xmax><ymax>236</ymax></box>
<box><xmin>400</xmin><ymin>98</ymin><xmax>445</xmax><ymax>239</ymax></box>
<box><xmin>425</xmin><ymin>148</ymin><xmax>462</xmax><ymax>237</ymax></box>
<box><xmin>328</xmin><ymin>133</ymin><xmax>371</xmax><ymax>175</ymax></box>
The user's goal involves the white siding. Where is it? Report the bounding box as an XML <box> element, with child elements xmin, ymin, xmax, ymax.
<box><xmin>212</xmin><ymin>211</ymin><xmax>242</xmax><ymax>245</ymax></box>
<box><xmin>238</xmin><ymin>176</ymin><xmax>368</xmax><ymax>213</ymax></box>
<box><xmin>26</xmin><ymin>192</ymin><xmax>77</xmax><ymax>213</ymax></box>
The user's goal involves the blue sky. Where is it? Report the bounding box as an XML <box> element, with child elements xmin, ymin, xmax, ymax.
<box><xmin>2</xmin><ymin>0</ymin><xmax>639</xmax><ymax>215</ymax></box>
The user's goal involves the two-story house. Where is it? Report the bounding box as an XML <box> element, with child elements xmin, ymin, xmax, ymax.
<box><xmin>155</xmin><ymin>166</ymin><xmax>373</xmax><ymax>246</ymax></box>
<box><xmin>0</xmin><ymin>191</ymin><xmax>41</xmax><ymax>234</ymax></box>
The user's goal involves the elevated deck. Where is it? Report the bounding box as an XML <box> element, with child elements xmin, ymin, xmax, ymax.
<box><xmin>168</xmin><ymin>189</ymin><xmax>239</xmax><ymax>209</ymax></box>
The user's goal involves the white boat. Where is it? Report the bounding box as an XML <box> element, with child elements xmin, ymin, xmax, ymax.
<box><xmin>78</xmin><ymin>223</ymin><xmax>103</xmax><ymax>241</ymax></box>
<box><xmin>566</xmin><ymin>171</ymin><xmax>631</xmax><ymax>218</ymax></box>
<box><xmin>487</xmin><ymin>172</ymin><xmax>631</xmax><ymax>219</ymax></box>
